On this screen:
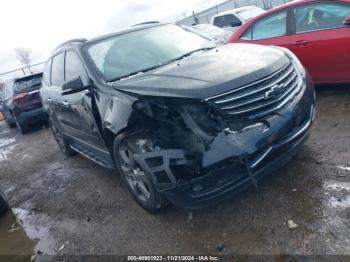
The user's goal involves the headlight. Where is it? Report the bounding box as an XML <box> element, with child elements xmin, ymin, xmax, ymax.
<box><xmin>277</xmin><ymin>47</ymin><xmax>306</xmax><ymax>79</ymax></box>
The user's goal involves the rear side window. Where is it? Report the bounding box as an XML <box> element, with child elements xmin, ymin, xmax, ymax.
<box><xmin>43</xmin><ymin>59</ymin><xmax>52</xmax><ymax>85</ymax></box>
<box><xmin>51</xmin><ymin>52</ymin><xmax>65</xmax><ymax>86</ymax></box>
<box><xmin>242</xmin><ymin>11</ymin><xmax>287</xmax><ymax>40</ymax></box>
<box><xmin>294</xmin><ymin>2</ymin><xmax>350</xmax><ymax>33</ymax></box>
<box><xmin>213</xmin><ymin>14</ymin><xmax>240</xmax><ymax>28</ymax></box>
<box><xmin>5</xmin><ymin>82</ymin><xmax>14</xmax><ymax>99</ymax></box>
<box><xmin>65</xmin><ymin>51</ymin><xmax>87</xmax><ymax>82</ymax></box>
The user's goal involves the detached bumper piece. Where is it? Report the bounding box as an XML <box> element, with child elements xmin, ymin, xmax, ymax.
<box><xmin>134</xmin><ymin>150</ymin><xmax>199</xmax><ymax>190</ymax></box>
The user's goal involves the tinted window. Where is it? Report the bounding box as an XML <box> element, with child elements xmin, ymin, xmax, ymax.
<box><xmin>15</xmin><ymin>75</ymin><xmax>42</xmax><ymax>92</ymax></box>
<box><xmin>5</xmin><ymin>82</ymin><xmax>14</xmax><ymax>99</ymax></box>
<box><xmin>295</xmin><ymin>2</ymin><xmax>350</xmax><ymax>33</ymax></box>
<box><xmin>245</xmin><ymin>11</ymin><xmax>287</xmax><ymax>40</ymax></box>
<box><xmin>51</xmin><ymin>52</ymin><xmax>65</xmax><ymax>86</ymax></box>
<box><xmin>43</xmin><ymin>59</ymin><xmax>52</xmax><ymax>85</ymax></box>
<box><xmin>65</xmin><ymin>51</ymin><xmax>86</xmax><ymax>81</ymax></box>
<box><xmin>213</xmin><ymin>14</ymin><xmax>240</xmax><ymax>28</ymax></box>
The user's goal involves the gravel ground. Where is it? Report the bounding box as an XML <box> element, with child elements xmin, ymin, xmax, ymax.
<box><xmin>0</xmin><ymin>85</ymin><xmax>349</xmax><ymax>259</ymax></box>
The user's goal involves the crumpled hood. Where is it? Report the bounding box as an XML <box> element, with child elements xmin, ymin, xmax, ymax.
<box><xmin>112</xmin><ymin>44</ymin><xmax>290</xmax><ymax>99</ymax></box>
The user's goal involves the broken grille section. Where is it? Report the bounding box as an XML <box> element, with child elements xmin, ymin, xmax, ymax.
<box><xmin>205</xmin><ymin>63</ymin><xmax>302</xmax><ymax>119</ymax></box>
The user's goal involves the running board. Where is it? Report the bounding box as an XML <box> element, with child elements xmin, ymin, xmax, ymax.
<box><xmin>70</xmin><ymin>143</ymin><xmax>115</xmax><ymax>169</ymax></box>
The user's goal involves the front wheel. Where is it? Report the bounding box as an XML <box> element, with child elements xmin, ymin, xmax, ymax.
<box><xmin>50</xmin><ymin>121</ymin><xmax>76</xmax><ymax>156</ymax></box>
<box><xmin>113</xmin><ymin>133</ymin><xmax>169</xmax><ymax>212</ymax></box>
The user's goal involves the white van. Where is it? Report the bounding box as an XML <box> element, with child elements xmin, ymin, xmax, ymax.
<box><xmin>210</xmin><ymin>6</ymin><xmax>265</xmax><ymax>32</ymax></box>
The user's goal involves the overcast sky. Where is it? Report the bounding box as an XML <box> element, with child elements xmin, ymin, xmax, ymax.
<box><xmin>0</xmin><ymin>0</ymin><xmax>221</xmax><ymax>77</ymax></box>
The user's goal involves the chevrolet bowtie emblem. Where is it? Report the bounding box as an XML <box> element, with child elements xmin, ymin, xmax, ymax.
<box><xmin>264</xmin><ymin>83</ymin><xmax>285</xmax><ymax>100</ymax></box>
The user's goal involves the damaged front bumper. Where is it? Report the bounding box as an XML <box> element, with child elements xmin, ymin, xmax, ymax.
<box><xmin>134</xmin><ymin>77</ymin><xmax>316</xmax><ymax>209</ymax></box>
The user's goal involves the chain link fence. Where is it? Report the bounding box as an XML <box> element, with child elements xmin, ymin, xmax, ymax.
<box><xmin>177</xmin><ymin>0</ymin><xmax>291</xmax><ymax>25</ymax></box>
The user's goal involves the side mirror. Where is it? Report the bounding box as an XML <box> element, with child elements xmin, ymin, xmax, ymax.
<box><xmin>344</xmin><ymin>16</ymin><xmax>350</xmax><ymax>25</ymax></box>
<box><xmin>61</xmin><ymin>77</ymin><xmax>88</xmax><ymax>95</ymax></box>
<box><xmin>231</xmin><ymin>20</ymin><xmax>242</xmax><ymax>27</ymax></box>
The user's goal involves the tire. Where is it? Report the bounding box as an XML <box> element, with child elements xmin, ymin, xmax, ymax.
<box><xmin>4</xmin><ymin>115</ymin><xmax>16</xmax><ymax>129</ymax></box>
<box><xmin>0</xmin><ymin>190</ymin><xmax>9</xmax><ymax>216</ymax></box>
<box><xmin>113</xmin><ymin>133</ymin><xmax>169</xmax><ymax>212</ymax></box>
<box><xmin>50</xmin><ymin>120</ymin><xmax>76</xmax><ymax>156</ymax></box>
<box><xmin>14</xmin><ymin>116</ymin><xmax>28</xmax><ymax>134</ymax></box>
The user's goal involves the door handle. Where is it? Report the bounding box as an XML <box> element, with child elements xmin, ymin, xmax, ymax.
<box><xmin>291</xmin><ymin>40</ymin><xmax>309</xmax><ymax>46</ymax></box>
<box><xmin>62</xmin><ymin>101</ymin><xmax>70</xmax><ymax>107</ymax></box>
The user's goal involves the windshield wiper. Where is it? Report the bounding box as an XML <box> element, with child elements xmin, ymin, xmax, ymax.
<box><xmin>107</xmin><ymin>64</ymin><xmax>164</xmax><ymax>82</ymax></box>
<box><xmin>107</xmin><ymin>47</ymin><xmax>215</xmax><ymax>83</ymax></box>
<box><xmin>165</xmin><ymin>47</ymin><xmax>215</xmax><ymax>64</ymax></box>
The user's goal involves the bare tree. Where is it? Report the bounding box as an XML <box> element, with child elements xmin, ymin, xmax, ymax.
<box><xmin>15</xmin><ymin>48</ymin><xmax>33</xmax><ymax>75</ymax></box>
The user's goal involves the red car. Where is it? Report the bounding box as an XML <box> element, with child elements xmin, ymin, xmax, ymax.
<box><xmin>226</xmin><ymin>0</ymin><xmax>350</xmax><ymax>84</ymax></box>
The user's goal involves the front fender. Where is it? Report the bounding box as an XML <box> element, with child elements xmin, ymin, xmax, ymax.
<box><xmin>100</xmin><ymin>91</ymin><xmax>137</xmax><ymax>135</ymax></box>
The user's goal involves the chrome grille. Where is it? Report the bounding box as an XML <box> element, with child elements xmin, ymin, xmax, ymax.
<box><xmin>205</xmin><ymin>63</ymin><xmax>302</xmax><ymax>119</ymax></box>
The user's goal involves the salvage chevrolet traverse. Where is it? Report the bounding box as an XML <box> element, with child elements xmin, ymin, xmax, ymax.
<box><xmin>40</xmin><ymin>23</ymin><xmax>315</xmax><ymax>211</ymax></box>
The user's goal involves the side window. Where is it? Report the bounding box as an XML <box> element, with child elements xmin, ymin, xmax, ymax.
<box><xmin>249</xmin><ymin>11</ymin><xmax>287</xmax><ymax>40</ymax></box>
<box><xmin>295</xmin><ymin>2</ymin><xmax>350</xmax><ymax>33</ymax></box>
<box><xmin>43</xmin><ymin>59</ymin><xmax>52</xmax><ymax>85</ymax></box>
<box><xmin>65</xmin><ymin>51</ymin><xmax>87</xmax><ymax>82</ymax></box>
<box><xmin>51</xmin><ymin>52</ymin><xmax>65</xmax><ymax>86</ymax></box>
<box><xmin>241</xmin><ymin>27</ymin><xmax>253</xmax><ymax>40</ymax></box>
<box><xmin>213</xmin><ymin>14</ymin><xmax>240</xmax><ymax>28</ymax></box>
<box><xmin>5</xmin><ymin>82</ymin><xmax>14</xmax><ymax>99</ymax></box>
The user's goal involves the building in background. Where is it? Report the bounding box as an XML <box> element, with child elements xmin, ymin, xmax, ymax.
<box><xmin>177</xmin><ymin>0</ymin><xmax>291</xmax><ymax>26</ymax></box>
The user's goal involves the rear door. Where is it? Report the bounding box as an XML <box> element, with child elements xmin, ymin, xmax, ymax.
<box><xmin>47</xmin><ymin>52</ymin><xmax>70</xmax><ymax>131</ymax></box>
<box><xmin>289</xmin><ymin>1</ymin><xmax>350</xmax><ymax>83</ymax></box>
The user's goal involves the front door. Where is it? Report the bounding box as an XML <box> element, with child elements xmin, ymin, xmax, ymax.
<box><xmin>61</xmin><ymin>50</ymin><xmax>105</xmax><ymax>150</ymax></box>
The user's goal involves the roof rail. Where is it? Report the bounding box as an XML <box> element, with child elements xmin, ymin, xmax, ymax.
<box><xmin>132</xmin><ymin>21</ymin><xmax>160</xmax><ymax>27</ymax></box>
<box><xmin>55</xmin><ymin>38</ymin><xmax>87</xmax><ymax>50</ymax></box>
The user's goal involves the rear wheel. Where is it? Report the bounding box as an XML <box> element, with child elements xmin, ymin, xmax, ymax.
<box><xmin>50</xmin><ymin>121</ymin><xmax>76</xmax><ymax>156</ymax></box>
<box><xmin>14</xmin><ymin>116</ymin><xmax>27</xmax><ymax>134</ymax></box>
<box><xmin>113</xmin><ymin>133</ymin><xmax>169</xmax><ymax>212</ymax></box>
<box><xmin>4</xmin><ymin>114</ymin><xmax>16</xmax><ymax>129</ymax></box>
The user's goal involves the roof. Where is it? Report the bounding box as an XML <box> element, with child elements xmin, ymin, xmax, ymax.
<box><xmin>86</xmin><ymin>22</ymin><xmax>169</xmax><ymax>44</ymax></box>
<box><xmin>50</xmin><ymin>23</ymin><xmax>170</xmax><ymax>57</ymax></box>
<box><xmin>53</xmin><ymin>38</ymin><xmax>87</xmax><ymax>53</ymax></box>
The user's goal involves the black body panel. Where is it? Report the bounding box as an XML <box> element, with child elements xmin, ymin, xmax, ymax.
<box><xmin>40</xmin><ymin>23</ymin><xmax>315</xmax><ymax>209</ymax></box>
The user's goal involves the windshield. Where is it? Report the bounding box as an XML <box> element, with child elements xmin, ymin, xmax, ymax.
<box><xmin>15</xmin><ymin>75</ymin><xmax>42</xmax><ymax>92</ymax></box>
<box><xmin>237</xmin><ymin>7</ymin><xmax>265</xmax><ymax>21</ymax></box>
<box><xmin>86</xmin><ymin>24</ymin><xmax>215</xmax><ymax>82</ymax></box>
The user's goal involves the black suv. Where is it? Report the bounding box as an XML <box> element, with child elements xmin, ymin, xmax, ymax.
<box><xmin>41</xmin><ymin>23</ymin><xmax>315</xmax><ymax>211</ymax></box>
<box><xmin>2</xmin><ymin>73</ymin><xmax>47</xmax><ymax>133</ymax></box>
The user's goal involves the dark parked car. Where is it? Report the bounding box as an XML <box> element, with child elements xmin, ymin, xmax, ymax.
<box><xmin>1</xmin><ymin>73</ymin><xmax>47</xmax><ymax>133</ymax></box>
<box><xmin>41</xmin><ymin>23</ymin><xmax>315</xmax><ymax>211</ymax></box>
<box><xmin>1</xmin><ymin>81</ymin><xmax>16</xmax><ymax>128</ymax></box>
